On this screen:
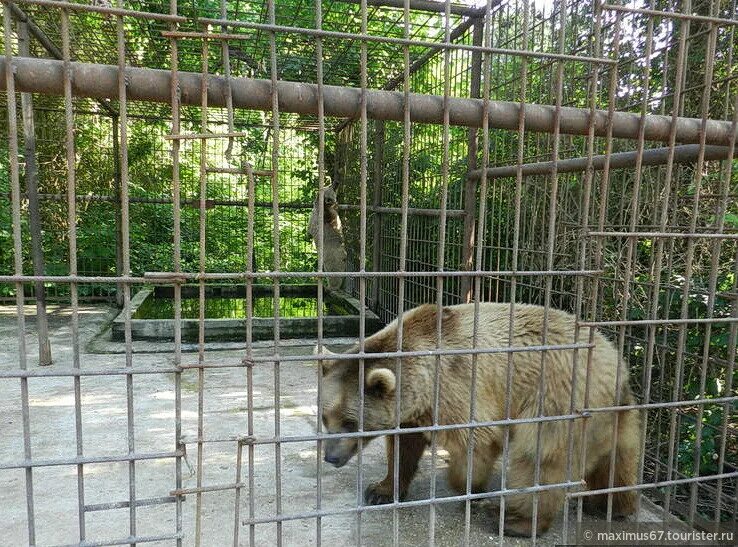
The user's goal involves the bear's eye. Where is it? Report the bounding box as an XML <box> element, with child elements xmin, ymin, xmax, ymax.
<box><xmin>342</xmin><ymin>419</ymin><xmax>357</xmax><ymax>431</ymax></box>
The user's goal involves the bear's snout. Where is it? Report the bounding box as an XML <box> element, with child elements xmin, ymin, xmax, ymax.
<box><xmin>323</xmin><ymin>437</ymin><xmax>357</xmax><ymax>468</ymax></box>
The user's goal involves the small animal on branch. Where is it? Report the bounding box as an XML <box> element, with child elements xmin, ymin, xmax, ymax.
<box><xmin>308</xmin><ymin>180</ymin><xmax>347</xmax><ymax>290</ymax></box>
<box><xmin>317</xmin><ymin>302</ymin><xmax>640</xmax><ymax>537</ymax></box>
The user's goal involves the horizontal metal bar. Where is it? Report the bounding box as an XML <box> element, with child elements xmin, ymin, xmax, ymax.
<box><xmin>170</xmin><ymin>482</ymin><xmax>246</xmax><ymax>496</ymax></box>
<box><xmin>468</xmin><ymin>144</ymin><xmax>733</xmax><ymax>180</ymax></box>
<box><xmin>603</xmin><ymin>4</ymin><xmax>738</xmax><ymax>26</ymax></box>
<box><xmin>2</xmin><ymin>57</ymin><xmax>735</xmax><ymax>144</ymax></box>
<box><xmin>240</xmin><ymin>481</ymin><xmax>586</xmax><ymax>526</ymax></box>
<box><xmin>206</xmin><ymin>167</ymin><xmax>272</xmax><ymax>176</ymax></box>
<box><xmin>581</xmin><ymin>395</ymin><xmax>738</xmax><ymax>414</ymax></box>
<box><xmin>567</xmin><ymin>471</ymin><xmax>738</xmax><ymax>499</ymax></box>
<box><xmin>261</xmin><ymin>342</ymin><xmax>597</xmax><ymax>363</ymax></box>
<box><xmin>0</xmin><ymin>269</ymin><xmax>603</xmax><ymax>284</ymax></box>
<box><xmin>0</xmin><ymin>360</ymin><xmax>263</xmax><ymax>378</ymax></box>
<box><xmin>163</xmin><ymin>26</ymin><xmax>611</xmax><ymax>65</ymax></box>
<box><xmin>339</xmin><ymin>204</ymin><xmax>466</xmax><ymax>217</ymax></box>
<box><xmin>0</xmin><ymin>451</ymin><xmax>183</xmax><ymax>470</ymax></box>
<box><xmin>0</xmin><ymin>366</ymin><xmax>183</xmax><ymax>378</ymax></box>
<box><xmin>232</xmin><ymin>413</ymin><xmax>591</xmax><ymax>446</ymax></box>
<box><xmin>84</xmin><ymin>496</ymin><xmax>177</xmax><ymax>512</ymax></box>
<box><xmin>580</xmin><ymin>317</ymin><xmax>738</xmax><ymax>327</ymax></box>
<box><xmin>49</xmin><ymin>532</ymin><xmax>183</xmax><ymax>547</ymax></box>
<box><xmin>0</xmin><ymin>192</ymin><xmax>464</xmax><ymax>216</ymax></box>
<box><xmin>589</xmin><ymin>231</ymin><xmax>738</xmax><ymax>240</ymax></box>
<box><xmin>336</xmin><ymin>0</ymin><xmax>485</xmax><ymax>16</ymax></box>
<box><xmin>179</xmin><ymin>435</ymin><xmax>254</xmax><ymax>444</ymax></box>
<box><xmin>8</xmin><ymin>0</ymin><xmax>188</xmax><ymax>22</ymax></box>
<box><xmin>0</xmin><ymin>342</ymin><xmax>596</xmax><ymax>379</ymax></box>
<box><xmin>163</xmin><ymin>131</ymin><xmax>251</xmax><ymax>140</ymax></box>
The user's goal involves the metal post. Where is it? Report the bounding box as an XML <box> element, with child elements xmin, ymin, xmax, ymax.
<box><xmin>18</xmin><ymin>21</ymin><xmax>51</xmax><ymax>366</ymax></box>
<box><xmin>371</xmin><ymin>120</ymin><xmax>385</xmax><ymax>310</ymax></box>
<box><xmin>460</xmin><ymin>18</ymin><xmax>483</xmax><ymax>302</ymax></box>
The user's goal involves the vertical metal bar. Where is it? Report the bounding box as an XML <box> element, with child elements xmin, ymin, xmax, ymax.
<box><xmin>60</xmin><ymin>9</ymin><xmax>85</xmax><ymax>540</ymax></box>
<box><xmin>465</xmin><ymin>1</ymin><xmax>493</xmax><ymax>542</ymax></box>
<box><xmin>17</xmin><ymin>20</ymin><xmax>51</xmax><ymax>367</ymax></box>
<box><xmin>245</xmin><ymin>160</ymin><xmax>256</xmax><ymax>547</ymax></box>
<box><xmin>266</xmin><ymin>0</ymin><xmax>283</xmax><ymax>543</ymax></box>
<box><xmin>430</xmin><ymin>2</ymin><xmax>453</xmax><ymax>544</ymax></box>
<box><xmin>687</xmin><ymin>2</ymin><xmax>720</xmax><ymax>525</ymax></box>
<box><xmin>714</xmin><ymin>0</ymin><xmax>738</xmax><ymax>519</ymax></box>
<box><xmin>500</xmin><ymin>0</ymin><xmax>529</xmax><ymax>541</ymax></box>
<box><xmin>459</xmin><ymin>19</ymin><xmax>483</xmax><ymax>303</ymax></box>
<box><xmin>112</xmin><ymin>116</ymin><xmax>123</xmax><ymax>308</ymax></box>
<box><xmin>625</xmin><ymin>0</ymin><xmax>658</xmax><ymax>524</ymax></box>
<box><xmin>314</xmin><ymin>0</ymin><xmax>326</xmax><ymax>543</ymax></box>
<box><xmin>3</xmin><ymin>7</ymin><xmax>36</xmax><ymax>544</ymax></box>
<box><xmin>355</xmin><ymin>0</ymin><xmax>370</xmax><ymax>543</ymax></box>
<box><xmin>392</xmin><ymin>1</ymin><xmax>412</xmax><ymax>544</ymax></box>
<box><xmin>168</xmin><ymin>0</ymin><xmax>183</xmax><ymax>543</ymax></box>
<box><xmin>114</xmin><ymin>1</ymin><xmax>137</xmax><ymax>542</ymax></box>
<box><xmin>531</xmin><ymin>0</ymin><xmax>566</xmax><ymax>537</ymax></box>
<box><xmin>232</xmin><ymin>438</ymin><xmax>244</xmax><ymax>546</ymax></box>
<box><xmin>660</xmin><ymin>0</ymin><xmax>694</xmax><ymax>521</ymax></box>
<box><xmin>575</xmin><ymin>0</ymin><xmax>618</xmax><ymax>531</ymax></box>
<box><xmin>194</xmin><ymin>25</ymin><xmax>209</xmax><ymax>547</ymax></box>
<box><xmin>371</xmin><ymin>121</ymin><xmax>384</xmax><ymax>311</ymax></box>
<box><xmin>219</xmin><ymin>0</ymin><xmax>234</xmax><ymax>159</ymax></box>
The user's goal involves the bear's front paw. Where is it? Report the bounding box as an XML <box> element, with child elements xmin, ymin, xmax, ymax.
<box><xmin>363</xmin><ymin>483</ymin><xmax>395</xmax><ymax>505</ymax></box>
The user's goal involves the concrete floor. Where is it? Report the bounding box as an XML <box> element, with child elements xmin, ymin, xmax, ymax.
<box><xmin>0</xmin><ymin>303</ymin><xmax>686</xmax><ymax>546</ymax></box>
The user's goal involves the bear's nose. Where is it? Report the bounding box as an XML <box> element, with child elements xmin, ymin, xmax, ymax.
<box><xmin>324</xmin><ymin>453</ymin><xmax>341</xmax><ymax>465</ymax></box>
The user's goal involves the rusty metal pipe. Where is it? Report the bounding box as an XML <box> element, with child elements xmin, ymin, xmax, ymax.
<box><xmin>1</xmin><ymin>57</ymin><xmax>736</xmax><ymax>145</ymax></box>
<box><xmin>468</xmin><ymin>144</ymin><xmax>734</xmax><ymax>180</ymax></box>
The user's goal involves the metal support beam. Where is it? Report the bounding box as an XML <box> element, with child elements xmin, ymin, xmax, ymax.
<box><xmin>467</xmin><ymin>144</ymin><xmax>734</xmax><ymax>180</ymax></box>
<box><xmin>1</xmin><ymin>57</ymin><xmax>736</xmax><ymax>145</ymax></box>
<box><xmin>18</xmin><ymin>21</ymin><xmax>52</xmax><ymax>366</ymax></box>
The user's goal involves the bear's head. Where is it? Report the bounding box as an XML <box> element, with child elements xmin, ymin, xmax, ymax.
<box><xmin>316</xmin><ymin>345</ymin><xmax>404</xmax><ymax>468</ymax></box>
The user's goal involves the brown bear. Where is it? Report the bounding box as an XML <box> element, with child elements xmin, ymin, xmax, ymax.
<box><xmin>318</xmin><ymin>302</ymin><xmax>640</xmax><ymax>537</ymax></box>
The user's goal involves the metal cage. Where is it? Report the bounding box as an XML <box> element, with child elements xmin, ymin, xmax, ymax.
<box><xmin>1</xmin><ymin>0</ymin><xmax>736</xmax><ymax>545</ymax></box>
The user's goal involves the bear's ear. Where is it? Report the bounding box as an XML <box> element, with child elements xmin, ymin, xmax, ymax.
<box><xmin>365</xmin><ymin>368</ymin><xmax>396</xmax><ymax>396</ymax></box>
<box><xmin>314</xmin><ymin>345</ymin><xmax>338</xmax><ymax>375</ymax></box>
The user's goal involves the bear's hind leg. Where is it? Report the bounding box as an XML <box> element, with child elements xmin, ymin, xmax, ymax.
<box><xmin>446</xmin><ymin>447</ymin><xmax>496</xmax><ymax>495</ymax></box>
<box><xmin>583</xmin><ymin>409</ymin><xmax>639</xmax><ymax>517</ymax></box>
<box><xmin>364</xmin><ymin>432</ymin><xmax>427</xmax><ymax>505</ymax></box>
<box><xmin>495</xmin><ymin>447</ymin><xmax>566</xmax><ymax>537</ymax></box>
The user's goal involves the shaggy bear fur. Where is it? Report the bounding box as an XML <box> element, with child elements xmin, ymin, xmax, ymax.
<box><xmin>319</xmin><ymin>302</ymin><xmax>640</xmax><ymax>536</ymax></box>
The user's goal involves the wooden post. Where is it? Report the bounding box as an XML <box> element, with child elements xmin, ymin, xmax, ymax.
<box><xmin>370</xmin><ymin>120</ymin><xmax>385</xmax><ymax>311</ymax></box>
<box><xmin>460</xmin><ymin>19</ymin><xmax>484</xmax><ymax>303</ymax></box>
<box><xmin>112</xmin><ymin>116</ymin><xmax>124</xmax><ymax>308</ymax></box>
<box><xmin>18</xmin><ymin>22</ymin><xmax>52</xmax><ymax>365</ymax></box>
